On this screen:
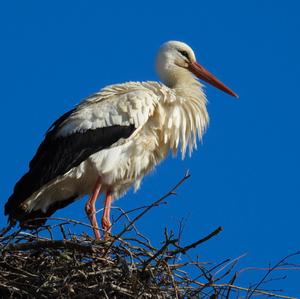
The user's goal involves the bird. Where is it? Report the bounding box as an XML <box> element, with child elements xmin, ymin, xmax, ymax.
<box><xmin>5</xmin><ymin>41</ymin><xmax>237</xmax><ymax>240</ymax></box>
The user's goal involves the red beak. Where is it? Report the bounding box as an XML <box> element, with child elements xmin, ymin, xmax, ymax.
<box><xmin>188</xmin><ymin>61</ymin><xmax>238</xmax><ymax>98</ymax></box>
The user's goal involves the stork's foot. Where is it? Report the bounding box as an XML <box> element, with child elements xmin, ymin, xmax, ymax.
<box><xmin>102</xmin><ymin>191</ymin><xmax>113</xmax><ymax>241</ymax></box>
<box><xmin>85</xmin><ymin>177</ymin><xmax>102</xmax><ymax>240</ymax></box>
<box><xmin>101</xmin><ymin>216</ymin><xmax>112</xmax><ymax>241</ymax></box>
<box><xmin>85</xmin><ymin>202</ymin><xmax>101</xmax><ymax>240</ymax></box>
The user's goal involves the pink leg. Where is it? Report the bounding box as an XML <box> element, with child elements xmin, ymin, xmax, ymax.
<box><xmin>85</xmin><ymin>177</ymin><xmax>102</xmax><ymax>240</ymax></box>
<box><xmin>102</xmin><ymin>191</ymin><xmax>113</xmax><ymax>240</ymax></box>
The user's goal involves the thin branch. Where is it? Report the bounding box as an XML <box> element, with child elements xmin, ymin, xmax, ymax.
<box><xmin>104</xmin><ymin>172</ymin><xmax>191</xmax><ymax>253</ymax></box>
<box><xmin>247</xmin><ymin>251</ymin><xmax>300</xmax><ymax>298</ymax></box>
<box><xmin>168</xmin><ymin>226</ymin><xmax>223</xmax><ymax>256</ymax></box>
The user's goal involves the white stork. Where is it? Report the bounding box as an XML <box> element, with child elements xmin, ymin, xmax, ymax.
<box><xmin>5</xmin><ymin>41</ymin><xmax>237</xmax><ymax>240</ymax></box>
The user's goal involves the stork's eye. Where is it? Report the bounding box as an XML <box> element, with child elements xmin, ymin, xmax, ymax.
<box><xmin>179</xmin><ymin>50</ymin><xmax>190</xmax><ymax>60</ymax></box>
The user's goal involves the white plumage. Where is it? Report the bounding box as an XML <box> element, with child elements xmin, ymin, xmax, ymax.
<box><xmin>25</xmin><ymin>81</ymin><xmax>207</xmax><ymax>208</ymax></box>
<box><xmin>5</xmin><ymin>41</ymin><xmax>237</xmax><ymax>239</ymax></box>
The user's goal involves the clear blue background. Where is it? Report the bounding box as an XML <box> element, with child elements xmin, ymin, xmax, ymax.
<box><xmin>1</xmin><ymin>0</ymin><xmax>299</xmax><ymax>296</ymax></box>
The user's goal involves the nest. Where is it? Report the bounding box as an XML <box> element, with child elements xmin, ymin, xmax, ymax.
<box><xmin>0</xmin><ymin>174</ymin><xmax>298</xmax><ymax>298</ymax></box>
<box><xmin>0</xmin><ymin>225</ymin><xmax>220</xmax><ymax>298</ymax></box>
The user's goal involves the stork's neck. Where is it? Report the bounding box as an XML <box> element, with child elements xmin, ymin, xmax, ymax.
<box><xmin>173</xmin><ymin>76</ymin><xmax>206</xmax><ymax>106</ymax></box>
<box><xmin>160</xmin><ymin>65</ymin><xmax>200</xmax><ymax>90</ymax></box>
<box><xmin>173</xmin><ymin>75</ymin><xmax>203</xmax><ymax>92</ymax></box>
<box><xmin>158</xmin><ymin>76</ymin><xmax>209</xmax><ymax>159</ymax></box>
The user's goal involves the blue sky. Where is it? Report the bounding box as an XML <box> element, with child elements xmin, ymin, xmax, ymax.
<box><xmin>1</xmin><ymin>0</ymin><xmax>300</xmax><ymax>296</ymax></box>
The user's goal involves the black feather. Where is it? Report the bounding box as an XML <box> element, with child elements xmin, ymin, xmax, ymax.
<box><xmin>5</xmin><ymin>109</ymin><xmax>136</xmax><ymax>225</ymax></box>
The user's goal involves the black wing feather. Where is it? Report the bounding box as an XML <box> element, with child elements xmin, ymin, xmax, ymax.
<box><xmin>5</xmin><ymin>109</ymin><xmax>136</xmax><ymax>224</ymax></box>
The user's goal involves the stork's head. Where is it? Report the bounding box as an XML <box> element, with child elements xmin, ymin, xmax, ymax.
<box><xmin>156</xmin><ymin>41</ymin><xmax>237</xmax><ymax>97</ymax></box>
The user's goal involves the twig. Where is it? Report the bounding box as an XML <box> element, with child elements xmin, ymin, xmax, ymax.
<box><xmin>247</xmin><ymin>251</ymin><xmax>300</xmax><ymax>298</ymax></box>
<box><xmin>168</xmin><ymin>226</ymin><xmax>222</xmax><ymax>256</ymax></box>
<box><xmin>104</xmin><ymin>172</ymin><xmax>191</xmax><ymax>254</ymax></box>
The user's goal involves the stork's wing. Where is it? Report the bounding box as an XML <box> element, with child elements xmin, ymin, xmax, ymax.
<box><xmin>5</xmin><ymin>82</ymin><xmax>159</xmax><ymax>223</ymax></box>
